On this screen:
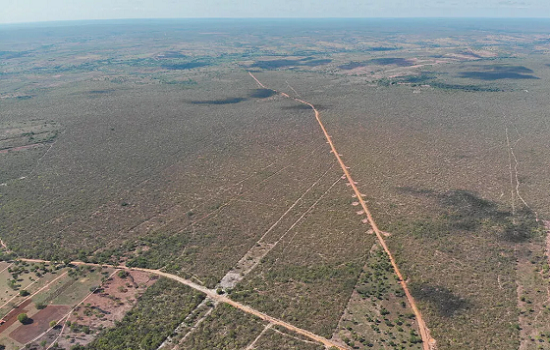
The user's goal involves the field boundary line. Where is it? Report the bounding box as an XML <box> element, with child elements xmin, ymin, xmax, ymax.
<box><xmin>0</xmin><ymin>270</ymin><xmax>67</xmax><ymax>315</ymax></box>
<box><xmin>272</xmin><ymin>327</ymin><xmax>321</xmax><ymax>345</ymax></box>
<box><xmin>40</xmin><ymin>269</ymin><xmax>120</xmax><ymax>349</ymax></box>
<box><xmin>168</xmin><ymin>298</ymin><xmax>216</xmax><ymax>349</ymax></box>
<box><xmin>0</xmin><ymin>262</ymin><xmax>13</xmax><ymax>275</ymax></box>
<box><xmin>248</xmin><ymin>71</ymin><xmax>435</xmax><ymax>350</ymax></box>
<box><xmin>274</xmin><ymin>176</ymin><xmax>342</xmax><ymax>267</ymax></box>
<box><xmin>218</xmin><ymin>164</ymin><xmax>335</xmax><ymax>288</ymax></box>
<box><xmin>244</xmin><ymin>323</ymin><xmax>272</xmax><ymax>350</ymax></box>
<box><xmin>175</xmin><ymin>304</ymin><xmax>215</xmax><ymax>347</ymax></box>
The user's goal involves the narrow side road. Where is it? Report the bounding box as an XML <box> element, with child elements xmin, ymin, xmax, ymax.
<box><xmin>18</xmin><ymin>258</ymin><xmax>350</xmax><ymax>350</ymax></box>
<box><xmin>248</xmin><ymin>71</ymin><xmax>436</xmax><ymax>350</ymax></box>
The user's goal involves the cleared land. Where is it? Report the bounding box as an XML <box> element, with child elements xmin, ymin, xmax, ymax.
<box><xmin>0</xmin><ymin>262</ymin><xmax>118</xmax><ymax>350</ymax></box>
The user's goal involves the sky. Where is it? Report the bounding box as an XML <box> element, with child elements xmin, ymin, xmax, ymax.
<box><xmin>1</xmin><ymin>0</ymin><xmax>550</xmax><ymax>24</ymax></box>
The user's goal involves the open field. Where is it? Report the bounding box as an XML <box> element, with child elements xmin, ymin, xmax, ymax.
<box><xmin>1</xmin><ymin>18</ymin><xmax>550</xmax><ymax>350</ymax></box>
<box><xmin>0</xmin><ymin>262</ymin><xmax>120</xmax><ymax>350</ymax></box>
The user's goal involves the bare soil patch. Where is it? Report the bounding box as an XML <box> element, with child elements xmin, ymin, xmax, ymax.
<box><xmin>56</xmin><ymin>270</ymin><xmax>155</xmax><ymax>348</ymax></box>
<box><xmin>9</xmin><ymin>305</ymin><xmax>70</xmax><ymax>343</ymax></box>
<box><xmin>0</xmin><ymin>143</ymin><xmax>47</xmax><ymax>154</ymax></box>
<box><xmin>0</xmin><ymin>299</ymin><xmax>31</xmax><ymax>335</ymax></box>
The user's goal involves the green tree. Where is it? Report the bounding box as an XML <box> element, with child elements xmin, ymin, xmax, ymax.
<box><xmin>17</xmin><ymin>313</ymin><xmax>30</xmax><ymax>324</ymax></box>
<box><xmin>19</xmin><ymin>290</ymin><xmax>30</xmax><ymax>297</ymax></box>
<box><xmin>50</xmin><ymin>320</ymin><xmax>57</xmax><ymax>328</ymax></box>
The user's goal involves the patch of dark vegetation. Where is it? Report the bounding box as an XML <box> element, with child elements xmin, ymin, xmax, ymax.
<box><xmin>393</xmin><ymin>74</ymin><xmax>502</xmax><ymax>91</ymax></box>
<box><xmin>416</xmin><ymin>80</ymin><xmax>504</xmax><ymax>92</ymax></box>
<box><xmin>162</xmin><ymin>61</ymin><xmax>211</xmax><ymax>70</ymax></box>
<box><xmin>399</xmin><ymin>74</ymin><xmax>436</xmax><ymax>84</ymax></box>
<box><xmin>355</xmin><ymin>249</ymin><xmax>394</xmax><ymax>299</ymax></box>
<box><xmin>158</xmin><ymin>78</ymin><xmax>198</xmax><ymax>86</ymax></box>
<box><xmin>16</xmin><ymin>95</ymin><xmax>34</xmax><ymax>100</ymax></box>
<box><xmin>338</xmin><ymin>62</ymin><xmax>366</xmax><ymax>70</ymax></box>
<box><xmin>429</xmin><ymin>81</ymin><xmax>503</xmax><ymax>92</ymax></box>
<box><xmin>410</xmin><ymin>283</ymin><xmax>470</xmax><ymax>317</ymax></box>
<box><xmin>249</xmin><ymin>89</ymin><xmax>276</xmax><ymax>98</ymax></box>
<box><xmin>88</xmin><ymin>90</ymin><xmax>115</xmax><ymax>94</ymax></box>
<box><xmin>251</xmin><ymin>57</ymin><xmax>331</xmax><ymax>70</ymax></box>
<box><xmin>370</xmin><ymin>58</ymin><xmax>414</xmax><ymax>66</ymax></box>
<box><xmin>458</xmin><ymin>65</ymin><xmax>538</xmax><ymax>80</ymax></box>
<box><xmin>190</xmin><ymin>97</ymin><xmax>247</xmax><ymax>105</ymax></box>
<box><xmin>301</xmin><ymin>59</ymin><xmax>332</xmax><ymax>67</ymax></box>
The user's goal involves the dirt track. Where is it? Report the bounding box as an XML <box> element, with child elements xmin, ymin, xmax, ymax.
<box><xmin>18</xmin><ymin>259</ymin><xmax>350</xmax><ymax>350</ymax></box>
<box><xmin>248</xmin><ymin>71</ymin><xmax>435</xmax><ymax>350</ymax></box>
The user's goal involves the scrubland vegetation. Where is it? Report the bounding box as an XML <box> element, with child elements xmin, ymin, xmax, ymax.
<box><xmin>86</xmin><ymin>278</ymin><xmax>204</xmax><ymax>350</ymax></box>
<box><xmin>1</xmin><ymin>18</ymin><xmax>550</xmax><ymax>350</ymax></box>
<box><xmin>179</xmin><ymin>303</ymin><xmax>266</xmax><ymax>350</ymax></box>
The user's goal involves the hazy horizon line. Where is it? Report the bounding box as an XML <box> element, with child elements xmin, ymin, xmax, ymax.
<box><xmin>3</xmin><ymin>16</ymin><xmax>550</xmax><ymax>27</ymax></box>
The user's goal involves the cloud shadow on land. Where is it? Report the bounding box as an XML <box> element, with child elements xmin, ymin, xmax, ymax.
<box><xmin>249</xmin><ymin>89</ymin><xmax>276</xmax><ymax>98</ymax></box>
<box><xmin>410</xmin><ymin>283</ymin><xmax>470</xmax><ymax>317</ymax></box>
<box><xmin>189</xmin><ymin>97</ymin><xmax>247</xmax><ymax>105</ymax></box>
<box><xmin>250</xmin><ymin>57</ymin><xmax>332</xmax><ymax>70</ymax></box>
<box><xmin>395</xmin><ymin>188</ymin><xmax>540</xmax><ymax>242</ymax></box>
<box><xmin>458</xmin><ymin>65</ymin><xmax>539</xmax><ymax>80</ymax></box>
<box><xmin>339</xmin><ymin>57</ymin><xmax>414</xmax><ymax>70</ymax></box>
<box><xmin>162</xmin><ymin>62</ymin><xmax>211</xmax><ymax>70</ymax></box>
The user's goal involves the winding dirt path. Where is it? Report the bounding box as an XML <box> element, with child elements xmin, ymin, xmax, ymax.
<box><xmin>17</xmin><ymin>258</ymin><xmax>350</xmax><ymax>350</ymax></box>
<box><xmin>248</xmin><ymin>72</ymin><xmax>435</xmax><ymax>350</ymax></box>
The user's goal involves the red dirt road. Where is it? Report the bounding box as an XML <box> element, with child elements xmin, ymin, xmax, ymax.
<box><xmin>248</xmin><ymin>71</ymin><xmax>436</xmax><ymax>350</ymax></box>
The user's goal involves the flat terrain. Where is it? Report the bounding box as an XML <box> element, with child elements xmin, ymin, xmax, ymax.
<box><xmin>1</xmin><ymin>18</ymin><xmax>549</xmax><ymax>350</ymax></box>
<box><xmin>0</xmin><ymin>262</ymin><xmax>120</xmax><ymax>350</ymax></box>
